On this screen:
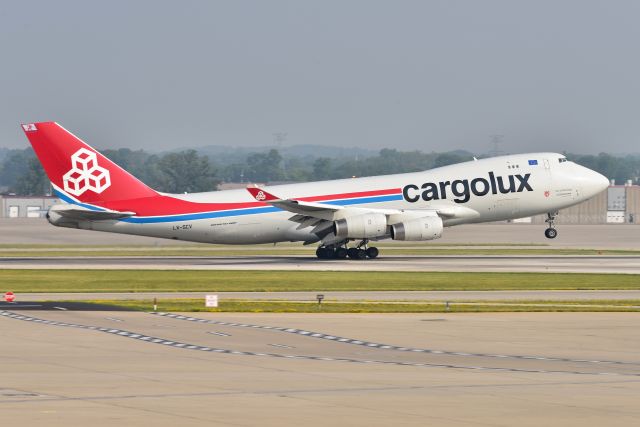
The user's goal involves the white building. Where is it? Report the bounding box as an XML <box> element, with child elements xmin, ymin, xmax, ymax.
<box><xmin>0</xmin><ymin>195</ymin><xmax>59</xmax><ymax>218</ymax></box>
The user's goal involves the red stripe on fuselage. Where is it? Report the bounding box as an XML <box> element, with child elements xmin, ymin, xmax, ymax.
<box><xmin>298</xmin><ymin>188</ymin><xmax>400</xmax><ymax>203</ymax></box>
<box><xmin>94</xmin><ymin>188</ymin><xmax>401</xmax><ymax>217</ymax></box>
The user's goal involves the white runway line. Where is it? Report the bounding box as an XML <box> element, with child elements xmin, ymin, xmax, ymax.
<box><xmin>207</xmin><ymin>331</ymin><xmax>231</xmax><ymax>337</ymax></box>
<box><xmin>2</xmin><ymin>310</ymin><xmax>636</xmax><ymax>377</ymax></box>
<box><xmin>154</xmin><ymin>312</ymin><xmax>640</xmax><ymax>367</ymax></box>
<box><xmin>268</xmin><ymin>343</ymin><xmax>295</xmax><ymax>349</ymax></box>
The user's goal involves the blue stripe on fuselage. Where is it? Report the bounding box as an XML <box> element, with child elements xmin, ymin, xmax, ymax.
<box><xmin>53</xmin><ymin>189</ymin><xmax>403</xmax><ymax>224</ymax></box>
<box><xmin>53</xmin><ymin>189</ymin><xmax>106</xmax><ymax>211</ymax></box>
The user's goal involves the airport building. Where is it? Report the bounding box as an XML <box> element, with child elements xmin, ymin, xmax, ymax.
<box><xmin>0</xmin><ymin>195</ymin><xmax>59</xmax><ymax>218</ymax></box>
<box><xmin>518</xmin><ymin>184</ymin><xmax>639</xmax><ymax>225</ymax></box>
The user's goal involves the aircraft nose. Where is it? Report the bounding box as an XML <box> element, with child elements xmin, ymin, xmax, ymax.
<box><xmin>594</xmin><ymin>170</ymin><xmax>610</xmax><ymax>192</ymax></box>
<box><xmin>585</xmin><ymin>168</ymin><xmax>610</xmax><ymax>195</ymax></box>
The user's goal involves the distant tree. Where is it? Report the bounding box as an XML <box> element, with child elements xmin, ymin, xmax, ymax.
<box><xmin>0</xmin><ymin>149</ymin><xmax>34</xmax><ymax>190</ymax></box>
<box><xmin>312</xmin><ymin>157</ymin><xmax>332</xmax><ymax>180</ymax></box>
<box><xmin>14</xmin><ymin>157</ymin><xmax>49</xmax><ymax>195</ymax></box>
<box><xmin>246</xmin><ymin>149</ymin><xmax>284</xmax><ymax>182</ymax></box>
<box><xmin>283</xmin><ymin>157</ymin><xmax>311</xmax><ymax>182</ymax></box>
<box><xmin>434</xmin><ymin>152</ymin><xmax>466</xmax><ymax>168</ymax></box>
<box><xmin>156</xmin><ymin>150</ymin><xmax>219</xmax><ymax>193</ymax></box>
<box><xmin>3</xmin><ymin>144</ymin><xmax>640</xmax><ymax>193</ymax></box>
<box><xmin>102</xmin><ymin>148</ymin><xmax>151</xmax><ymax>182</ymax></box>
<box><xmin>219</xmin><ymin>163</ymin><xmax>247</xmax><ymax>183</ymax></box>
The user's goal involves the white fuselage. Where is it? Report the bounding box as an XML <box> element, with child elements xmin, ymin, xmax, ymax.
<box><xmin>65</xmin><ymin>153</ymin><xmax>609</xmax><ymax>244</ymax></box>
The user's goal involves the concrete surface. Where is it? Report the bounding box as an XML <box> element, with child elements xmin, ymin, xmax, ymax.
<box><xmin>1</xmin><ymin>310</ymin><xmax>639</xmax><ymax>426</ymax></box>
<box><xmin>1</xmin><ymin>219</ymin><xmax>640</xmax><ymax>249</ymax></box>
<box><xmin>2</xmin><ymin>254</ymin><xmax>639</xmax><ymax>273</ymax></box>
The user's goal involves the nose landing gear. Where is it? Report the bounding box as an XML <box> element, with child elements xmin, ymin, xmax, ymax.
<box><xmin>544</xmin><ymin>212</ymin><xmax>558</xmax><ymax>239</ymax></box>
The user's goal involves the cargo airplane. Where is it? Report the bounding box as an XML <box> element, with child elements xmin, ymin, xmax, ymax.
<box><xmin>22</xmin><ymin>122</ymin><xmax>609</xmax><ymax>259</ymax></box>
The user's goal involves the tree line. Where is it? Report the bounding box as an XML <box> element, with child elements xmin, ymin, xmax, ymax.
<box><xmin>0</xmin><ymin>148</ymin><xmax>219</xmax><ymax>195</ymax></box>
<box><xmin>0</xmin><ymin>146</ymin><xmax>638</xmax><ymax>196</ymax></box>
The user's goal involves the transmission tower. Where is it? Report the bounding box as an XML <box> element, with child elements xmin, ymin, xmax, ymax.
<box><xmin>489</xmin><ymin>134</ymin><xmax>504</xmax><ymax>157</ymax></box>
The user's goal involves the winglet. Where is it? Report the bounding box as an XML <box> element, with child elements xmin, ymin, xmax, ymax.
<box><xmin>246</xmin><ymin>186</ymin><xmax>281</xmax><ymax>202</ymax></box>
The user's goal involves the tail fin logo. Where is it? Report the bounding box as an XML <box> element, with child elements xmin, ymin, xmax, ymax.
<box><xmin>62</xmin><ymin>148</ymin><xmax>111</xmax><ymax>196</ymax></box>
<box><xmin>255</xmin><ymin>190</ymin><xmax>267</xmax><ymax>201</ymax></box>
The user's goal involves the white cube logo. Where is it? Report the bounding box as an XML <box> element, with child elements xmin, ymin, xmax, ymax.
<box><xmin>62</xmin><ymin>148</ymin><xmax>111</xmax><ymax>196</ymax></box>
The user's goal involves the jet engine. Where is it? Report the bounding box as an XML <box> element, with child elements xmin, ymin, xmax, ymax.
<box><xmin>390</xmin><ymin>216</ymin><xmax>443</xmax><ymax>241</ymax></box>
<box><xmin>334</xmin><ymin>213</ymin><xmax>387</xmax><ymax>239</ymax></box>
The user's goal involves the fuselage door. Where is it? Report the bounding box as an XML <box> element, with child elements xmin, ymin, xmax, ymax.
<box><xmin>540</xmin><ymin>158</ymin><xmax>553</xmax><ymax>202</ymax></box>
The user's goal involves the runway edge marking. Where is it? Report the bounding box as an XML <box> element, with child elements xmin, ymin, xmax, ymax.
<box><xmin>0</xmin><ymin>310</ymin><xmax>633</xmax><ymax>377</ymax></box>
<box><xmin>152</xmin><ymin>312</ymin><xmax>640</xmax><ymax>367</ymax></box>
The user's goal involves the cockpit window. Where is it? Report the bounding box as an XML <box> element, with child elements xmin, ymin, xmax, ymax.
<box><xmin>558</xmin><ymin>157</ymin><xmax>568</xmax><ymax>163</ymax></box>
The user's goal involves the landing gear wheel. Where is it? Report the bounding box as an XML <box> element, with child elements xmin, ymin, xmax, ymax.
<box><xmin>316</xmin><ymin>247</ymin><xmax>335</xmax><ymax>259</ymax></box>
<box><xmin>355</xmin><ymin>249</ymin><xmax>367</xmax><ymax>260</ymax></box>
<box><xmin>335</xmin><ymin>247</ymin><xmax>348</xmax><ymax>259</ymax></box>
<box><xmin>365</xmin><ymin>247</ymin><xmax>379</xmax><ymax>259</ymax></box>
<box><xmin>544</xmin><ymin>211</ymin><xmax>559</xmax><ymax>240</ymax></box>
<box><xmin>347</xmin><ymin>248</ymin><xmax>359</xmax><ymax>259</ymax></box>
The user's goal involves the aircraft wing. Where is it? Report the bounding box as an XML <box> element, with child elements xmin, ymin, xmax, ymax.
<box><xmin>246</xmin><ymin>186</ymin><xmax>478</xmax><ymax>221</ymax></box>
<box><xmin>247</xmin><ymin>186</ymin><xmax>479</xmax><ymax>245</ymax></box>
<box><xmin>246</xmin><ymin>186</ymin><xmax>346</xmax><ymax>220</ymax></box>
<box><xmin>49</xmin><ymin>204</ymin><xmax>135</xmax><ymax>221</ymax></box>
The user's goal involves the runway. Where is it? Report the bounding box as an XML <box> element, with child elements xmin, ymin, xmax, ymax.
<box><xmin>2</xmin><ymin>254</ymin><xmax>639</xmax><ymax>273</ymax></box>
<box><xmin>1</xmin><ymin>310</ymin><xmax>639</xmax><ymax>426</ymax></box>
<box><xmin>3</xmin><ymin>220</ymin><xmax>640</xmax><ymax>249</ymax></box>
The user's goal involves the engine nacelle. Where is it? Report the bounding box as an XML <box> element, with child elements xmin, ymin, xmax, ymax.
<box><xmin>390</xmin><ymin>216</ymin><xmax>443</xmax><ymax>241</ymax></box>
<box><xmin>334</xmin><ymin>213</ymin><xmax>388</xmax><ymax>239</ymax></box>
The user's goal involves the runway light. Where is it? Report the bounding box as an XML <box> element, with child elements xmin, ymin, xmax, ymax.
<box><xmin>316</xmin><ymin>294</ymin><xmax>324</xmax><ymax>309</ymax></box>
<box><xmin>4</xmin><ymin>291</ymin><xmax>15</xmax><ymax>303</ymax></box>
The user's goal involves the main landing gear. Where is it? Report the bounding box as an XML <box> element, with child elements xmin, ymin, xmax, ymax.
<box><xmin>544</xmin><ymin>211</ymin><xmax>558</xmax><ymax>239</ymax></box>
<box><xmin>316</xmin><ymin>240</ymin><xmax>379</xmax><ymax>260</ymax></box>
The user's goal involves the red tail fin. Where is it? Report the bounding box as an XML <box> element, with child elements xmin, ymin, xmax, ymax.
<box><xmin>22</xmin><ymin>122</ymin><xmax>157</xmax><ymax>203</ymax></box>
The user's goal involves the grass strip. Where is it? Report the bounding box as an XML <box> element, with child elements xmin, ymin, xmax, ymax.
<box><xmin>82</xmin><ymin>299</ymin><xmax>640</xmax><ymax>313</ymax></box>
<box><xmin>3</xmin><ymin>270</ymin><xmax>640</xmax><ymax>292</ymax></box>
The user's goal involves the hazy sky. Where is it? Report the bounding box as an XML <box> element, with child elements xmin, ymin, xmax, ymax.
<box><xmin>2</xmin><ymin>0</ymin><xmax>640</xmax><ymax>154</ymax></box>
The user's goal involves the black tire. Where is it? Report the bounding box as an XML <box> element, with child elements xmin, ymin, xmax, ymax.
<box><xmin>355</xmin><ymin>249</ymin><xmax>367</xmax><ymax>260</ymax></box>
<box><xmin>335</xmin><ymin>247</ymin><xmax>348</xmax><ymax>259</ymax></box>
<box><xmin>347</xmin><ymin>248</ymin><xmax>359</xmax><ymax>259</ymax></box>
<box><xmin>366</xmin><ymin>247</ymin><xmax>379</xmax><ymax>259</ymax></box>
<box><xmin>544</xmin><ymin>228</ymin><xmax>558</xmax><ymax>239</ymax></box>
<box><xmin>316</xmin><ymin>247</ymin><xmax>334</xmax><ymax>259</ymax></box>
<box><xmin>326</xmin><ymin>247</ymin><xmax>336</xmax><ymax>258</ymax></box>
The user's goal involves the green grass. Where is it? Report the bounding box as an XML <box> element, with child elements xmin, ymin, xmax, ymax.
<box><xmin>81</xmin><ymin>298</ymin><xmax>640</xmax><ymax>313</ymax></box>
<box><xmin>3</xmin><ymin>270</ymin><xmax>640</xmax><ymax>292</ymax></box>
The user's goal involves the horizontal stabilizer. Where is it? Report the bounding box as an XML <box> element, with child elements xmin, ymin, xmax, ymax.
<box><xmin>49</xmin><ymin>204</ymin><xmax>135</xmax><ymax>221</ymax></box>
